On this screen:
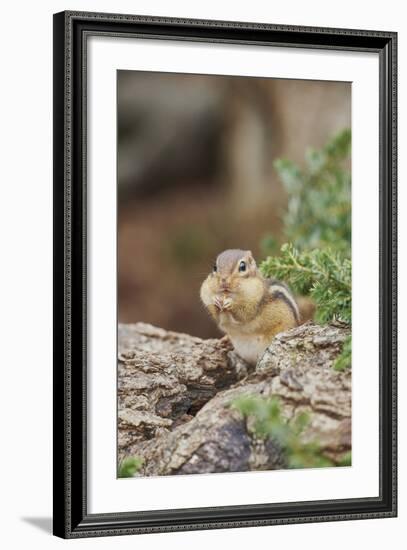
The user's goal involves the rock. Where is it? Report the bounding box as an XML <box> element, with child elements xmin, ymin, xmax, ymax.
<box><xmin>118</xmin><ymin>321</ymin><xmax>351</xmax><ymax>475</ymax></box>
<box><xmin>118</xmin><ymin>323</ymin><xmax>251</xmax><ymax>453</ymax></box>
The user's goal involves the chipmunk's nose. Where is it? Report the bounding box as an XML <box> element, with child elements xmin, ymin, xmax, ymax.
<box><xmin>220</xmin><ymin>277</ymin><xmax>231</xmax><ymax>290</ymax></box>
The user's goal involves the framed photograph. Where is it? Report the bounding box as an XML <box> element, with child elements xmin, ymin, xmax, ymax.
<box><xmin>53</xmin><ymin>10</ymin><xmax>397</xmax><ymax>538</ymax></box>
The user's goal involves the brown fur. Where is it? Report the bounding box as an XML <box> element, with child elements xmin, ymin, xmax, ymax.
<box><xmin>200</xmin><ymin>249</ymin><xmax>298</xmax><ymax>365</ymax></box>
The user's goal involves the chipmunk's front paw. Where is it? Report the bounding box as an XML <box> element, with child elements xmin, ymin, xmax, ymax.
<box><xmin>222</xmin><ymin>297</ymin><xmax>233</xmax><ymax>311</ymax></box>
<box><xmin>214</xmin><ymin>295</ymin><xmax>233</xmax><ymax>312</ymax></box>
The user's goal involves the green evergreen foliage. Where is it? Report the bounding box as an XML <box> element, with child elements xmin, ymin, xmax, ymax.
<box><xmin>337</xmin><ymin>451</ymin><xmax>352</xmax><ymax>466</ymax></box>
<box><xmin>232</xmin><ymin>395</ymin><xmax>333</xmax><ymax>469</ymax></box>
<box><xmin>259</xmin><ymin>129</ymin><xmax>352</xmax><ymax>326</ymax></box>
<box><xmin>260</xmin><ymin>243</ymin><xmax>351</xmax><ymax>323</ymax></box>
<box><xmin>118</xmin><ymin>456</ymin><xmax>143</xmax><ymax>478</ymax></box>
<box><xmin>274</xmin><ymin>128</ymin><xmax>351</xmax><ymax>253</ymax></box>
<box><xmin>333</xmin><ymin>335</ymin><xmax>352</xmax><ymax>371</ymax></box>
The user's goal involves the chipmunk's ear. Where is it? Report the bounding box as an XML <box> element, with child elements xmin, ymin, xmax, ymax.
<box><xmin>246</xmin><ymin>250</ymin><xmax>256</xmax><ymax>266</ymax></box>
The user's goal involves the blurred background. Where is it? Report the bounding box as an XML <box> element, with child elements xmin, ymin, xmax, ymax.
<box><xmin>117</xmin><ymin>71</ymin><xmax>351</xmax><ymax>338</ymax></box>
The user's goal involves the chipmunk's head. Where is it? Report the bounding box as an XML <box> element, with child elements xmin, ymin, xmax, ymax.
<box><xmin>212</xmin><ymin>249</ymin><xmax>259</xmax><ymax>291</ymax></box>
<box><xmin>200</xmin><ymin>249</ymin><xmax>265</xmax><ymax>313</ymax></box>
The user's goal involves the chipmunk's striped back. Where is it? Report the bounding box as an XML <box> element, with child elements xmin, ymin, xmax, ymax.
<box><xmin>266</xmin><ymin>278</ymin><xmax>300</xmax><ymax>325</ymax></box>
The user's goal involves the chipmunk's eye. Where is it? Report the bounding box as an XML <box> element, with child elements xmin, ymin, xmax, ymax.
<box><xmin>213</xmin><ymin>264</ymin><xmax>217</xmax><ymax>273</ymax></box>
<box><xmin>238</xmin><ymin>261</ymin><xmax>246</xmax><ymax>272</ymax></box>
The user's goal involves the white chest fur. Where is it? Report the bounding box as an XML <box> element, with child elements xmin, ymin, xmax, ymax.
<box><xmin>228</xmin><ymin>333</ymin><xmax>267</xmax><ymax>366</ymax></box>
<box><xmin>217</xmin><ymin>312</ymin><xmax>269</xmax><ymax>365</ymax></box>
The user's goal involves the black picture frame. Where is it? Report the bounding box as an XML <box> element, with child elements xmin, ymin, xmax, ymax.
<box><xmin>53</xmin><ymin>10</ymin><xmax>397</xmax><ymax>539</ymax></box>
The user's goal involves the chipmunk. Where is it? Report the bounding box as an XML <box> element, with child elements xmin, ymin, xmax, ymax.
<box><xmin>200</xmin><ymin>249</ymin><xmax>300</xmax><ymax>365</ymax></box>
